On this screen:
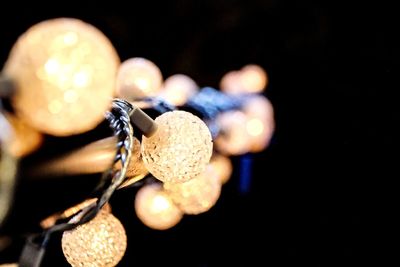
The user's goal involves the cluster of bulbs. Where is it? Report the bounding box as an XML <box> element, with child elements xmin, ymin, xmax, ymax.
<box><xmin>0</xmin><ymin>18</ymin><xmax>274</xmax><ymax>267</ymax></box>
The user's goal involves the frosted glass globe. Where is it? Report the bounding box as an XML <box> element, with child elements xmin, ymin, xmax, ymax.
<box><xmin>220</xmin><ymin>70</ymin><xmax>243</xmax><ymax>94</ymax></box>
<box><xmin>160</xmin><ymin>74</ymin><xmax>198</xmax><ymax>106</ymax></box>
<box><xmin>135</xmin><ymin>183</ymin><xmax>183</xmax><ymax>230</ymax></box>
<box><xmin>62</xmin><ymin>210</ymin><xmax>127</xmax><ymax>267</ymax></box>
<box><xmin>240</xmin><ymin>64</ymin><xmax>268</xmax><ymax>93</ymax></box>
<box><xmin>164</xmin><ymin>166</ymin><xmax>221</xmax><ymax>215</ymax></box>
<box><xmin>4</xmin><ymin>112</ymin><xmax>43</xmax><ymax>157</ymax></box>
<box><xmin>3</xmin><ymin>18</ymin><xmax>119</xmax><ymax>136</ymax></box>
<box><xmin>243</xmin><ymin>96</ymin><xmax>275</xmax><ymax>152</ymax></box>
<box><xmin>215</xmin><ymin>110</ymin><xmax>250</xmax><ymax>155</ymax></box>
<box><xmin>116</xmin><ymin>57</ymin><xmax>163</xmax><ymax>100</ymax></box>
<box><xmin>141</xmin><ymin>110</ymin><xmax>213</xmax><ymax>183</ymax></box>
<box><xmin>210</xmin><ymin>154</ymin><xmax>233</xmax><ymax>184</ymax></box>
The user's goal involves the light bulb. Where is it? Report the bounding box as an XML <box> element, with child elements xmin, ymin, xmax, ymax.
<box><xmin>141</xmin><ymin>110</ymin><xmax>213</xmax><ymax>183</ymax></box>
<box><xmin>243</xmin><ymin>96</ymin><xmax>275</xmax><ymax>152</ymax></box>
<box><xmin>215</xmin><ymin>110</ymin><xmax>250</xmax><ymax>155</ymax></box>
<box><xmin>135</xmin><ymin>183</ymin><xmax>183</xmax><ymax>230</ymax></box>
<box><xmin>160</xmin><ymin>74</ymin><xmax>198</xmax><ymax>106</ymax></box>
<box><xmin>4</xmin><ymin>112</ymin><xmax>43</xmax><ymax>157</ymax></box>
<box><xmin>3</xmin><ymin>18</ymin><xmax>119</xmax><ymax>136</ymax></box>
<box><xmin>0</xmin><ymin>264</ymin><xmax>18</xmax><ymax>267</ymax></box>
<box><xmin>239</xmin><ymin>64</ymin><xmax>268</xmax><ymax>93</ymax></box>
<box><xmin>116</xmin><ymin>57</ymin><xmax>163</xmax><ymax>100</ymax></box>
<box><xmin>164</xmin><ymin>166</ymin><xmax>221</xmax><ymax>215</ymax></box>
<box><xmin>62</xmin><ymin>209</ymin><xmax>127</xmax><ymax>267</ymax></box>
<box><xmin>220</xmin><ymin>70</ymin><xmax>243</xmax><ymax>94</ymax></box>
<box><xmin>210</xmin><ymin>154</ymin><xmax>233</xmax><ymax>184</ymax></box>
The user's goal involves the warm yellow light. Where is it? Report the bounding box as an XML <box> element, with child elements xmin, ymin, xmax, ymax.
<box><xmin>135</xmin><ymin>183</ymin><xmax>183</xmax><ymax>230</ymax></box>
<box><xmin>4</xmin><ymin>112</ymin><xmax>43</xmax><ymax>157</ymax></box>
<box><xmin>240</xmin><ymin>64</ymin><xmax>268</xmax><ymax>93</ymax></box>
<box><xmin>62</xmin><ymin>209</ymin><xmax>127</xmax><ymax>267</ymax></box>
<box><xmin>215</xmin><ymin>110</ymin><xmax>250</xmax><ymax>155</ymax></box>
<box><xmin>210</xmin><ymin>154</ymin><xmax>233</xmax><ymax>184</ymax></box>
<box><xmin>164</xmin><ymin>166</ymin><xmax>221</xmax><ymax>215</ymax></box>
<box><xmin>160</xmin><ymin>74</ymin><xmax>198</xmax><ymax>106</ymax></box>
<box><xmin>116</xmin><ymin>57</ymin><xmax>163</xmax><ymax>100</ymax></box>
<box><xmin>243</xmin><ymin>96</ymin><xmax>275</xmax><ymax>152</ymax></box>
<box><xmin>0</xmin><ymin>264</ymin><xmax>18</xmax><ymax>267</ymax></box>
<box><xmin>141</xmin><ymin>110</ymin><xmax>213</xmax><ymax>183</ymax></box>
<box><xmin>3</xmin><ymin>18</ymin><xmax>119</xmax><ymax>136</ymax></box>
<box><xmin>246</xmin><ymin>118</ymin><xmax>264</xmax><ymax>137</ymax></box>
<box><xmin>219</xmin><ymin>70</ymin><xmax>243</xmax><ymax>94</ymax></box>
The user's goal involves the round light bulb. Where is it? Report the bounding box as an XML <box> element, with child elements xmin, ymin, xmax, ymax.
<box><xmin>135</xmin><ymin>183</ymin><xmax>183</xmax><ymax>230</ymax></box>
<box><xmin>116</xmin><ymin>57</ymin><xmax>163</xmax><ymax>100</ymax></box>
<box><xmin>3</xmin><ymin>18</ymin><xmax>119</xmax><ymax>136</ymax></box>
<box><xmin>164</xmin><ymin>166</ymin><xmax>221</xmax><ymax>215</ymax></box>
<box><xmin>4</xmin><ymin>112</ymin><xmax>43</xmax><ymax>157</ymax></box>
<box><xmin>141</xmin><ymin>110</ymin><xmax>213</xmax><ymax>183</ymax></box>
<box><xmin>160</xmin><ymin>74</ymin><xmax>198</xmax><ymax>106</ymax></box>
<box><xmin>0</xmin><ymin>264</ymin><xmax>18</xmax><ymax>267</ymax></box>
<box><xmin>62</xmin><ymin>210</ymin><xmax>127</xmax><ymax>267</ymax></box>
<box><xmin>215</xmin><ymin>110</ymin><xmax>250</xmax><ymax>155</ymax></box>
<box><xmin>220</xmin><ymin>70</ymin><xmax>243</xmax><ymax>94</ymax></box>
<box><xmin>243</xmin><ymin>96</ymin><xmax>275</xmax><ymax>152</ymax></box>
<box><xmin>210</xmin><ymin>154</ymin><xmax>233</xmax><ymax>184</ymax></box>
<box><xmin>239</xmin><ymin>64</ymin><xmax>268</xmax><ymax>93</ymax></box>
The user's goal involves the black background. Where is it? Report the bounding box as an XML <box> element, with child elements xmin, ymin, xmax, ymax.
<box><xmin>0</xmin><ymin>1</ymin><xmax>396</xmax><ymax>266</ymax></box>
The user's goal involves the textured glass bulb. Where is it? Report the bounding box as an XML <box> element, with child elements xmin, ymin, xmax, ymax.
<box><xmin>141</xmin><ymin>110</ymin><xmax>213</xmax><ymax>183</ymax></box>
<box><xmin>116</xmin><ymin>57</ymin><xmax>163</xmax><ymax>100</ymax></box>
<box><xmin>239</xmin><ymin>64</ymin><xmax>268</xmax><ymax>93</ymax></box>
<box><xmin>210</xmin><ymin>154</ymin><xmax>233</xmax><ymax>184</ymax></box>
<box><xmin>220</xmin><ymin>70</ymin><xmax>243</xmax><ymax>94</ymax></box>
<box><xmin>160</xmin><ymin>74</ymin><xmax>198</xmax><ymax>106</ymax></box>
<box><xmin>3</xmin><ymin>18</ymin><xmax>119</xmax><ymax>136</ymax></box>
<box><xmin>215</xmin><ymin>110</ymin><xmax>251</xmax><ymax>155</ymax></box>
<box><xmin>135</xmin><ymin>183</ymin><xmax>183</xmax><ymax>230</ymax></box>
<box><xmin>4</xmin><ymin>112</ymin><xmax>43</xmax><ymax>157</ymax></box>
<box><xmin>164</xmin><ymin>166</ymin><xmax>221</xmax><ymax>215</ymax></box>
<box><xmin>243</xmin><ymin>96</ymin><xmax>275</xmax><ymax>152</ymax></box>
<box><xmin>62</xmin><ymin>210</ymin><xmax>127</xmax><ymax>267</ymax></box>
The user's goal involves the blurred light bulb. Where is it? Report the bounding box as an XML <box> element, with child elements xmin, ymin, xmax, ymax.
<box><xmin>141</xmin><ymin>110</ymin><xmax>213</xmax><ymax>183</ymax></box>
<box><xmin>220</xmin><ymin>70</ymin><xmax>243</xmax><ymax>94</ymax></box>
<box><xmin>210</xmin><ymin>154</ymin><xmax>233</xmax><ymax>184</ymax></box>
<box><xmin>4</xmin><ymin>112</ymin><xmax>43</xmax><ymax>157</ymax></box>
<box><xmin>243</xmin><ymin>96</ymin><xmax>275</xmax><ymax>152</ymax></box>
<box><xmin>215</xmin><ymin>110</ymin><xmax>250</xmax><ymax>155</ymax></box>
<box><xmin>135</xmin><ymin>183</ymin><xmax>183</xmax><ymax>230</ymax></box>
<box><xmin>164</xmin><ymin>166</ymin><xmax>221</xmax><ymax>215</ymax></box>
<box><xmin>0</xmin><ymin>264</ymin><xmax>18</xmax><ymax>267</ymax></box>
<box><xmin>3</xmin><ymin>18</ymin><xmax>119</xmax><ymax>136</ymax></box>
<box><xmin>116</xmin><ymin>57</ymin><xmax>163</xmax><ymax>100</ymax></box>
<box><xmin>160</xmin><ymin>74</ymin><xmax>198</xmax><ymax>106</ymax></box>
<box><xmin>239</xmin><ymin>64</ymin><xmax>268</xmax><ymax>93</ymax></box>
<box><xmin>62</xmin><ymin>210</ymin><xmax>127</xmax><ymax>267</ymax></box>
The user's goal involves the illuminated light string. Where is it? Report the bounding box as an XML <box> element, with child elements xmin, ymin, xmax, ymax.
<box><xmin>0</xmin><ymin>17</ymin><xmax>274</xmax><ymax>267</ymax></box>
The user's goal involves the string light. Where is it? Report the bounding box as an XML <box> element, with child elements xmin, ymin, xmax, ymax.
<box><xmin>164</xmin><ymin>166</ymin><xmax>221</xmax><ymax>215</ymax></box>
<box><xmin>0</xmin><ymin>17</ymin><xmax>276</xmax><ymax>267</ymax></box>
<box><xmin>2</xmin><ymin>18</ymin><xmax>119</xmax><ymax>136</ymax></box>
<box><xmin>62</xmin><ymin>209</ymin><xmax>127</xmax><ymax>267</ymax></box>
<box><xmin>0</xmin><ymin>264</ymin><xmax>18</xmax><ymax>267</ymax></box>
<box><xmin>141</xmin><ymin>110</ymin><xmax>213</xmax><ymax>183</ymax></box>
<box><xmin>135</xmin><ymin>183</ymin><xmax>183</xmax><ymax>230</ymax></box>
<box><xmin>116</xmin><ymin>57</ymin><xmax>163</xmax><ymax>101</ymax></box>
